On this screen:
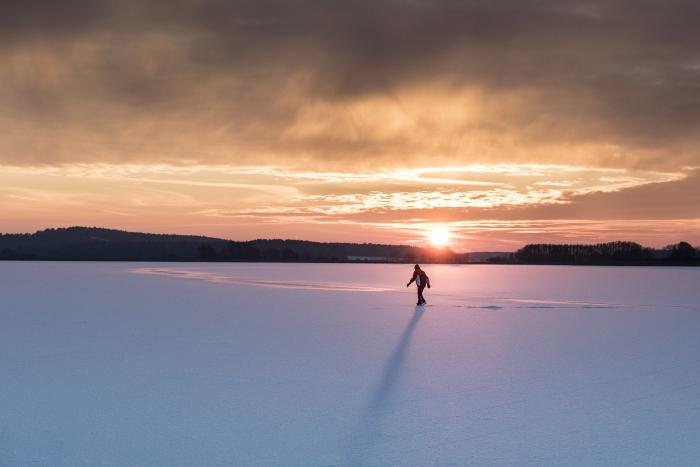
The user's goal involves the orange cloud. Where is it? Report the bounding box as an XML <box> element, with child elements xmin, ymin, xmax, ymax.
<box><xmin>1</xmin><ymin>163</ymin><xmax>694</xmax><ymax>249</ymax></box>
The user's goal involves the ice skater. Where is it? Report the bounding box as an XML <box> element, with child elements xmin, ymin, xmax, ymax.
<box><xmin>407</xmin><ymin>264</ymin><xmax>430</xmax><ymax>305</ymax></box>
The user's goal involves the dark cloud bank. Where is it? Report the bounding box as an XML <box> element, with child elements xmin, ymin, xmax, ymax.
<box><xmin>1</xmin><ymin>0</ymin><xmax>699</xmax><ymax>169</ymax></box>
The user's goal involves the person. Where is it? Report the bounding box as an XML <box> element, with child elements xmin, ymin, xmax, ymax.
<box><xmin>406</xmin><ymin>264</ymin><xmax>430</xmax><ymax>305</ymax></box>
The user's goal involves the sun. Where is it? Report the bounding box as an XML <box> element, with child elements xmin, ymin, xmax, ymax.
<box><xmin>429</xmin><ymin>227</ymin><xmax>450</xmax><ymax>247</ymax></box>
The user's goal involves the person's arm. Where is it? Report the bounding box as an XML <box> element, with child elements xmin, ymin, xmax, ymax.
<box><xmin>406</xmin><ymin>271</ymin><xmax>417</xmax><ymax>287</ymax></box>
<box><xmin>426</xmin><ymin>274</ymin><xmax>431</xmax><ymax>288</ymax></box>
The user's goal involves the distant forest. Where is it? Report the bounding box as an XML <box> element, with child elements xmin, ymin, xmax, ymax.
<box><xmin>0</xmin><ymin>227</ymin><xmax>698</xmax><ymax>265</ymax></box>
<box><xmin>0</xmin><ymin>227</ymin><xmax>464</xmax><ymax>263</ymax></box>
<box><xmin>509</xmin><ymin>241</ymin><xmax>700</xmax><ymax>265</ymax></box>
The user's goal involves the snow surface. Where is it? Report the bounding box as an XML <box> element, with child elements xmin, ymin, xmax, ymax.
<box><xmin>1</xmin><ymin>262</ymin><xmax>699</xmax><ymax>466</ymax></box>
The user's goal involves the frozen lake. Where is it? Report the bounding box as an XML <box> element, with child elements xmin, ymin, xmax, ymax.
<box><xmin>1</xmin><ymin>262</ymin><xmax>699</xmax><ymax>466</ymax></box>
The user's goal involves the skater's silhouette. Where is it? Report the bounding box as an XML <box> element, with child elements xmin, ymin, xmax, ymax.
<box><xmin>406</xmin><ymin>264</ymin><xmax>430</xmax><ymax>305</ymax></box>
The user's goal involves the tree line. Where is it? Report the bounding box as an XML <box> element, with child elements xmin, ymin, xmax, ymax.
<box><xmin>1</xmin><ymin>227</ymin><xmax>697</xmax><ymax>265</ymax></box>
<box><xmin>0</xmin><ymin>227</ymin><xmax>464</xmax><ymax>263</ymax></box>
<box><xmin>512</xmin><ymin>241</ymin><xmax>699</xmax><ymax>265</ymax></box>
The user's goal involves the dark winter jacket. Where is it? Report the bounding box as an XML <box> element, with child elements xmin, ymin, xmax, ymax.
<box><xmin>408</xmin><ymin>270</ymin><xmax>430</xmax><ymax>287</ymax></box>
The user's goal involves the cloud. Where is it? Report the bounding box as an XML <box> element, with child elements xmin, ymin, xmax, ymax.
<box><xmin>2</xmin><ymin>1</ymin><xmax>699</xmax><ymax>248</ymax></box>
<box><xmin>0</xmin><ymin>164</ymin><xmax>695</xmax><ymax>221</ymax></box>
<box><xmin>1</xmin><ymin>0</ymin><xmax>699</xmax><ymax>170</ymax></box>
<box><xmin>2</xmin><ymin>161</ymin><xmax>698</xmax><ymax>249</ymax></box>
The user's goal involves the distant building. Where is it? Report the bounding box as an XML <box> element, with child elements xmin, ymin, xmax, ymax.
<box><xmin>346</xmin><ymin>256</ymin><xmax>393</xmax><ymax>262</ymax></box>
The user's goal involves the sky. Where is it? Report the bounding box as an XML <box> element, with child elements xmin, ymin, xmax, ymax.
<box><xmin>1</xmin><ymin>0</ymin><xmax>699</xmax><ymax>251</ymax></box>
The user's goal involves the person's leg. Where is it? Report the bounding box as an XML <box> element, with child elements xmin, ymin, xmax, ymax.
<box><xmin>418</xmin><ymin>285</ymin><xmax>426</xmax><ymax>304</ymax></box>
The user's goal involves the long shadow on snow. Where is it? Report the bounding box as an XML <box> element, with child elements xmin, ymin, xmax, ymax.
<box><xmin>344</xmin><ymin>306</ymin><xmax>425</xmax><ymax>466</ymax></box>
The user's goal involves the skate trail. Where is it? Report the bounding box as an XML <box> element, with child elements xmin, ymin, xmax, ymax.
<box><xmin>132</xmin><ymin>267</ymin><xmax>392</xmax><ymax>292</ymax></box>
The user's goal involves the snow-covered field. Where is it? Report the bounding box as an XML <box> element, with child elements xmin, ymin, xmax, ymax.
<box><xmin>1</xmin><ymin>262</ymin><xmax>699</xmax><ymax>466</ymax></box>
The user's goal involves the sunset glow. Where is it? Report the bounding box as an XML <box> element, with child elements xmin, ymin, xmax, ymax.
<box><xmin>429</xmin><ymin>227</ymin><xmax>450</xmax><ymax>247</ymax></box>
<box><xmin>1</xmin><ymin>1</ymin><xmax>699</xmax><ymax>250</ymax></box>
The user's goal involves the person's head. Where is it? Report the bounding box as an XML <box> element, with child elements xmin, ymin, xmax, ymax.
<box><xmin>414</xmin><ymin>264</ymin><xmax>421</xmax><ymax>270</ymax></box>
